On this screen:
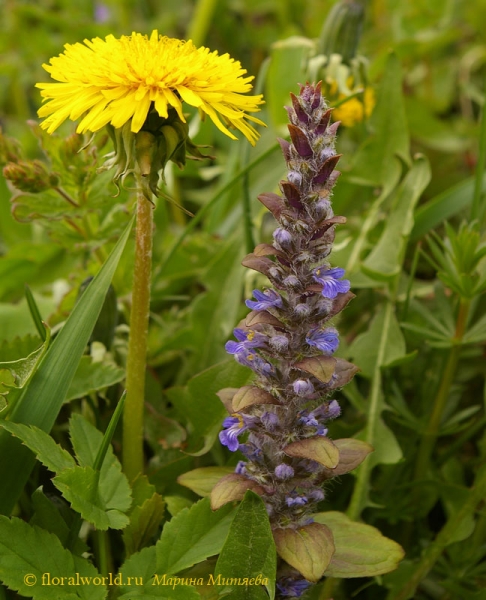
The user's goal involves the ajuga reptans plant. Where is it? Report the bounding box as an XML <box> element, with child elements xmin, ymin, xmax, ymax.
<box><xmin>211</xmin><ymin>83</ymin><xmax>374</xmax><ymax>597</ymax></box>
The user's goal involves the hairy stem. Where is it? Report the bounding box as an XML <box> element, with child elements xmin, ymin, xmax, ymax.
<box><xmin>122</xmin><ymin>176</ymin><xmax>154</xmax><ymax>481</ymax></box>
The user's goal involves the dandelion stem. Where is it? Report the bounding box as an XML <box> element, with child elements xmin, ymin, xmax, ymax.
<box><xmin>413</xmin><ymin>298</ymin><xmax>470</xmax><ymax>490</ymax></box>
<box><xmin>122</xmin><ymin>174</ymin><xmax>153</xmax><ymax>481</ymax></box>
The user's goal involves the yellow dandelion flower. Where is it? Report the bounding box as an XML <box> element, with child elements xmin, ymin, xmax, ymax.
<box><xmin>36</xmin><ymin>30</ymin><xmax>265</xmax><ymax>145</ymax></box>
<box><xmin>332</xmin><ymin>88</ymin><xmax>375</xmax><ymax>128</ymax></box>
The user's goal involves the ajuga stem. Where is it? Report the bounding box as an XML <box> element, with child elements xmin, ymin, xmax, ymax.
<box><xmin>122</xmin><ymin>172</ymin><xmax>154</xmax><ymax>481</ymax></box>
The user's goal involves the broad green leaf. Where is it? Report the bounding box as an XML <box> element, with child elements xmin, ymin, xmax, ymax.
<box><xmin>0</xmin><ymin>516</ymin><xmax>106</xmax><ymax>599</ymax></box>
<box><xmin>357</xmin><ymin>418</ymin><xmax>403</xmax><ymax>468</ymax></box>
<box><xmin>164</xmin><ymin>496</ymin><xmax>194</xmax><ymax>517</ymax></box>
<box><xmin>0</xmin><ymin>421</ymin><xmax>75</xmax><ymax>473</ymax></box>
<box><xmin>53</xmin><ymin>465</ymin><xmax>129</xmax><ymax>531</ymax></box>
<box><xmin>266</xmin><ymin>37</ymin><xmax>315</xmax><ymax>131</ymax></box>
<box><xmin>156</xmin><ymin>497</ymin><xmax>235</xmax><ymax>575</ymax></box>
<box><xmin>178</xmin><ymin>467</ymin><xmax>235</xmax><ymax>497</ymax></box>
<box><xmin>314</xmin><ymin>511</ymin><xmax>404</xmax><ymax>577</ymax></box>
<box><xmin>65</xmin><ymin>355</ymin><xmax>125</xmax><ymax>402</ymax></box>
<box><xmin>123</xmin><ymin>493</ymin><xmax>166</xmax><ymax>557</ymax></box>
<box><xmin>215</xmin><ymin>491</ymin><xmax>276</xmax><ymax>600</ymax></box>
<box><xmin>0</xmin><ymin>216</ymin><xmax>134</xmax><ymax>515</ymax></box>
<box><xmin>348</xmin><ymin>307</ymin><xmax>407</xmax><ymax>378</ymax></box>
<box><xmin>167</xmin><ymin>359</ymin><xmax>253</xmax><ymax>456</ymax></box>
<box><xmin>273</xmin><ymin>522</ymin><xmax>335</xmax><ymax>582</ymax></box>
<box><xmin>118</xmin><ymin>546</ymin><xmax>200</xmax><ymax>599</ymax></box>
<box><xmin>411</xmin><ymin>174</ymin><xmax>486</xmax><ymax>242</ymax></box>
<box><xmin>349</xmin><ymin>52</ymin><xmax>410</xmax><ymax>194</ymax></box>
<box><xmin>362</xmin><ymin>156</ymin><xmax>431</xmax><ymax>281</ymax></box>
<box><xmin>187</xmin><ymin>236</ymin><xmax>246</xmax><ymax>372</ymax></box>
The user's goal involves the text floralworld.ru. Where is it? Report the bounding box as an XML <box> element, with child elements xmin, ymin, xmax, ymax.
<box><xmin>25</xmin><ymin>573</ymin><xmax>269</xmax><ymax>590</ymax></box>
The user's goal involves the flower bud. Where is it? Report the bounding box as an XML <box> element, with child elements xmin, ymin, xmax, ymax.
<box><xmin>293</xmin><ymin>379</ymin><xmax>314</xmax><ymax>396</ymax></box>
<box><xmin>283</xmin><ymin>275</ymin><xmax>300</xmax><ymax>288</ymax></box>
<box><xmin>273</xmin><ymin>227</ymin><xmax>293</xmax><ymax>249</ymax></box>
<box><xmin>269</xmin><ymin>335</ymin><xmax>289</xmax><ymax>352</ymax></box>
<box><xmin>3</xmin><ymin>160</ymin><xmax>58</xmax><ymax>193</ymax></box>
<box><xmin>275</xmin><ymin>464</ymin><xmax>295</xmax><ymax>480</ymax></box>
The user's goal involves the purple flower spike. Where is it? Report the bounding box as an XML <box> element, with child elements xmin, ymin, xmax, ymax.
<box><xmin>306</xmin><ymin>327</ymin><xmax>339</xmax><ymax>354</ymax></box>
<box><xmin>233</xmin><ymin>349</ymin><xmax>275</xmax><ymax>376</ymax></box>
<box><xmin>277</xmin><ymin>577</ymin><xmax>312</xmax><ymax>598</ymax></box>
<box><xmin>275</xmin><ymin>463</ymin><xmax>295</xmax><ymax>480</ymax></box>
<box><xmin>312</xmin><ymin>266</ymin><xmax>350</xmax><ymax>299</ymax></box>
<box><xmin>246</xmin><ymin>288</ymin><xmax>283</xmax><ymax>311</ymax></box>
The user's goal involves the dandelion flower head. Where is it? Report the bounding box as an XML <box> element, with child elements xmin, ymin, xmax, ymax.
<box><xmin>36</xmin><ymin>31</ymin><xmax>265</xmax><ymax>145</ymax></box>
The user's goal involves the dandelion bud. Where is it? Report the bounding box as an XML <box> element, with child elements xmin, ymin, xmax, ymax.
<box><xmin>3</xmin><ymin>160</ymin><xmax>57</xmax><ymax>193</ymax></box>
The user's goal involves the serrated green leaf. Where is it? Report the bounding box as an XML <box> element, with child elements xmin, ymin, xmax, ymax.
<box><xmin>53</xmin><ymin>465</ymin><xmax>129</xmax><ymax>531</ymax></box>
<box><xmin>156</xmin><ymin>498</ymin><xmax>235</xmax><ymax>575</ymax></box>
<box><xmin>0</xmin><ymin>516</ymin><xmax>106</xmax><ymax>599</ymax></box>
<box><xmin>177</xmin><ymin>467</ymin><xmax>236</xmax><ymax>497</ymax></box>
<box><xmin>67</xmin><ymin>414</ymin><xmax>132</xmax><ymax>523</ymax></box>
<box><xmin>118</xmin><ymin>546</ymin><xmax>200</xmax><ymax>599</ymax></box>
<box><xmin>164</xmin><ymin>496</ymin><xmax>194</xmax><ymax>517</ymax></box>
<box><xmin>215</xmin><ymin>491</ymin><xmax>276</xmax><ymax>600</ymax></box>
<box><xmin>65</xmin><ymin>356</ymin><xmax>125</xmax><ymax>402</ymax></box>
<box><xmin>314</xmin><ymin>511</ymin><xmax>404</xmax><ymax>578</ymax></box>
<box><xmin>0</xmin><ymin>421</ymin><xmax>75</xmax><ymax>473</ymax></box>
<box><xmin>0</xmin><ymin>216</ymin><xmax>134</xmax><ymax>516</ymax></box>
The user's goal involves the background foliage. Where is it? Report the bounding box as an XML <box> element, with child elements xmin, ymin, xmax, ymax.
<box><xmin>0</xmin><ymin>0</ymin><xmax>485</xmax><ymax>599</ymax></box>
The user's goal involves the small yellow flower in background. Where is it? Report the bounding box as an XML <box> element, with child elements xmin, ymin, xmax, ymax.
<box><xmin>333</xmin><ymin>87</ymin><xmax>375</xmax><ymax>128</ymax></box>
<box><xmin>36</xmin><ymin>30</ymin><xmax>265</xmax><ymax>146</ymax></box>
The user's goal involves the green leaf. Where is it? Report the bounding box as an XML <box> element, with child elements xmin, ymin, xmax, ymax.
<box><xmin>266</xmin><ymin>37</ymin><xmax>315</xmax><ymax>131</ymax></box>
<box><xmin>411</xmin><ymin>174</ymin><xmax>486</xmax><ymax>242</ymax></box>
<box><xmin>350</xmin><ymin>52</ymin><xmax>410</xmax><ymax>194</ymax></box>
<box><xmin>123</xmin><ymin>493</ymin><xmax>166</xmax><ymax>557</ymax></box>
<box><xmin>0</xmin><ymin>421</ymin><xmax>75</xmax><ymax>473</ymax></box>
<box><xmin>167</xmin><ymin>359</ymin><xmax>253</xmax><ymax>456</ymax></box>
<box><xmin>65</xmin><ymin>355</ymin><xmax>125</xmax><ymax>402</ymax></box>
<box><xmin>0</xmin><ymin>329</ymin><xmax>50</xmax><ymax>409</ymax></box>
<box><xmin>0</xmin><ymin>516</ymin><xmax>106</xmax><ymax>599</ymax></box>
<box><xmin>30</xmin><ymin>488</ymin><xmax>87</xmax><ymax>555</ymax></box>
<box><xmin>187</xmin><ymin>236</ymin><xmax>246</xmax><ymax>372</ymax></box>
<box><xmin>215</xmin><ymin>491</ymin><xmax>276</xmax><ymax>600</ymax></box>
<box><xmin>177</xmin><ymin>467</ymin><xmax>236</xmax><ymax>497</ymax></box>
<box><xmin>164</xmin><ymin>496</ymin><xmax>194</xmax><ymax>517</ymax></box>
<box><xmin>53</xmin><ymin>466</ymin><xmax>129</xmax><ymax>531</ymax></box>
<box><xmin>314</xmin><ymin>511</ymin><xmax>404</xmax><ymax>577</ymax></box>
<box><xmin>67</xmin><ymin>414</ymin><xmax>132</xmax><ymax>521</ymax></box>
<box><xmin>348</xmin><ymin>307</ymin><xmax>407</xmax><ymax>378</ymax></box>
<box><xmin>0</xmin><ymin>216</ymin><xmax>134</xmax><ymax>516</ymax></box>
<box><xmin>156</xmin><ymin>497</ymin><xmax>235</xmax><ymax>575</ymax></box>
<box><xmin>118</xmin><ymin>546</ymin><xmax>200</xmax><ymax>599</ymax></box>
<box><xmin>362</xmin><ymin>156</ymin><xmax>431</xmax><ymax>281</ymax></box>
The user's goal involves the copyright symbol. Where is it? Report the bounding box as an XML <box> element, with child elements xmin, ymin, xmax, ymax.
<box><xmin>24</xmin><ymin>574</ymin><xmax>36</xmax><ymax>586</ymax></box>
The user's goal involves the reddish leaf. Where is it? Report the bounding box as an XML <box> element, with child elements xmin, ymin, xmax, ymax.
<box><xmin>284</xmin><ymin>436</ymin><xmax>340</xmax><ymax>469</ymax></box>
<box><xmin>294</xmin><ymin>355</ymin><xmax>336</xmax><ymax>383</ymax></box>
<box><xmin>210</xmin><ymin>474</ymin><xmax>264</xmax><ymax>510</ymax></box>
<box><xmin>288</xmin><ymin>124</ymin><xmax>313</xmax><ymax>157</ymax></box>
<box><xmin>232</xmin><ymin>386</ymin><xmax>280</xmax><ymax>412</ymax></box>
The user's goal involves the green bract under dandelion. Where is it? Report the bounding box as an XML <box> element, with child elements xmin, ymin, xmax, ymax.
<box><xmin>36</xmin><ymin>30</ymin><xmax>265</xmax><ymax>146</ymax></box>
